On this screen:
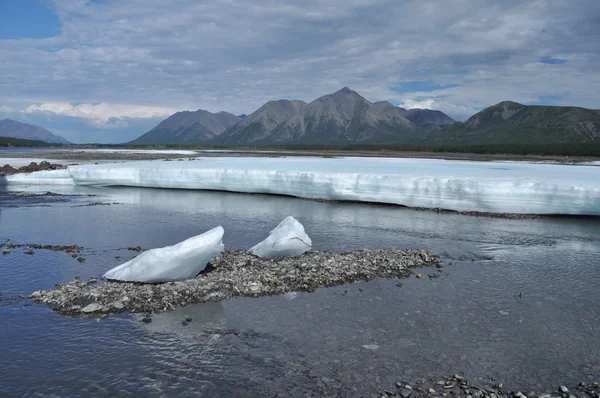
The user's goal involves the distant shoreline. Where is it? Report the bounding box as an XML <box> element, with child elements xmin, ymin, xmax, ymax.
<box><xmin>1</xmin><ymin>148</ymin><xmax>599</xmax><ymax>164</ymax></box>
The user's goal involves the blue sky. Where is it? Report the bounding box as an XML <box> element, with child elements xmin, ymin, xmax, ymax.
<box><xmin>0</xmin><ymin>0</ymin><xmax>61</xmax><ymax>39</ymax></box>
<box><xmin>0</xmin><ymin>0</ymin><xmax>599</xmax><ymax>143</ymax></box>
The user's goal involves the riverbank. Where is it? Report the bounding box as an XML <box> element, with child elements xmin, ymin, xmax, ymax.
<box><xmin>1</xmin><ymin>149</ymin><xmax>599</xmax><ymax>164</ymax></box>
<box><xmin>30</xmin><ymin>249</ymin><xmax>441</xmax><ymax>316</ymax></box>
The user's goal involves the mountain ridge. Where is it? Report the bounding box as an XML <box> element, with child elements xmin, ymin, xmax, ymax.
<box><xmin>129</xmin><ymin>109</ymin><xmax>240</xmax><ymax>144</ymax></box>
<box><xmin>0</xmin><ymin>119</ymin><xmax>70</xmax><ymax>144</ymax></box>
<box><xmin>441</xmin><ymin>101</ymin><xmax>600</xmax><ymax>144</ymax></box>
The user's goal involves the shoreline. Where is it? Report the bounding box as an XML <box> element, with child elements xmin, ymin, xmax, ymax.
<box><xmin>29</xmin><ymin>249</ymin><xmax>441</xmax><ymax>316</ymax></box>
<box><xmin>1</xmin><ymin>149</ymin><xmax>599</xmax><ymax>164</ymax></box>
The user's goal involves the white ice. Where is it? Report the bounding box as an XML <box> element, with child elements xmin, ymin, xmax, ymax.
<box><xmin>250</xmin><ymin>216</ymin><xmax>312</xmax><ymax>258</ymax></box>
<box><xmin>2</xmin><ymin>157</ymin><xmax>599</xmax><ymax>215</ymax></box>
<box><xmin>103</xmin><ymin>226</ymin><xmax>224</xmax><ymax>283</ymax></box>
<box><xmin>2</xmin><ymin>169</ymin><xmax>75</xmax><ymax>185</ymax></box>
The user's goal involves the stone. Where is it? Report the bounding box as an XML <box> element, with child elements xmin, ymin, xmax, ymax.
<box><xmin>560</xmin><ymin>386</ymin><xmax>569</xmax><ymax>394</ymax></box>
<box><xmin>81</xmin><ymin>302</ymin><xmax>103</xmax><ymax>313</ymax></box>
<box><xmin>2</xmin><ymin>249</ymin><xmax>10</xmax><ymax>255</ymax></box>
<box><xmin>400</xmin><ymin>388</ymin><xmax>412</xmax><ymax>398</ymax></box>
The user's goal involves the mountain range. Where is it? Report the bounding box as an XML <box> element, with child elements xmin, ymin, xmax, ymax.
<box><xmin>3</xmin><ymin>88</ymin><xmax>599</xmax><ymax>147</ymax></box>
<box><xmin>0</xmin><ymin>119</ymin><xmax>70</xmax><ymax>144</ymax></box>
<box><xmin>131</xmin><ymin>87</ymin><xmax>455</xmax><ymax>145</ymax></box>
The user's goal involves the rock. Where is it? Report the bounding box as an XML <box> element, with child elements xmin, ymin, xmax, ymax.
<box><xmin>141</xmin><ymin>317</ymin><xmax>152</xmax><ymax>323</ymax></box>
<box><xmin>111</xmin><ymin>301</ymin><xmax>124</xmax><ymax>310</ymax></box>
<box><xmin>559</xmin><ymin>386</ymin><xmax>569</xmax><ymax>394</ymax></box>
<box><xmin>185</xmin><ymin>317</ymin><xmax>192</xmax><ymax>322</ymax></box>
<box><xmin>81</xmin><ymin>302</ymin><xmax>103</xmax><ymax>313</ymax></box>
<box><xmin>2</xmin><ymin>249</ymin><xmax>10</xmax><ymax>255</ymax></box>
<box><xmin>24</xmin><ymin>251</ymin><xmax>34</xmax><ymax>255</ymax></box>
<box><xmin>400</xmin><ymin>389</ymin><xmax>412</xmax><ymax>398</ymax></box>
<box><xmin>428</xmin><ymin>388</ymin><xmax>436</xmax><ymax>395</ymax></box>
<box><xmin>77</xmin><ymin>257</ymin><xmax>86</xmax><ymax>263</ymax></box>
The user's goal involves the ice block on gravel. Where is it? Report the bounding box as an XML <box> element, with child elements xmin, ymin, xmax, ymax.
<box><xmin>250</xmin><ymin>216</ymin><xmax>312</xmax><ymax>258</ymax></box>
<box><xmin>103</xmin><ymin>226</ymin><xmax>224</xmax><ymax>283</ymax></box>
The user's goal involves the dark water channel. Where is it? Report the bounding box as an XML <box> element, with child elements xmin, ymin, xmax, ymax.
<box><xmin>1</xmin><ymin>185</ymin><xmax>599</xmax><ymax>397</ymax></box>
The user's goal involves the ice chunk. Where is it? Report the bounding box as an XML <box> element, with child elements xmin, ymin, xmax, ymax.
<box><xmin>103</xmin><ymin>226</ymin><xmax>224</xmax><ymax>283</ymax></box>
<box><xmin>250</xmin><ymin>216</ymin><xmax>312</xmax><ymax>258</ymax></box>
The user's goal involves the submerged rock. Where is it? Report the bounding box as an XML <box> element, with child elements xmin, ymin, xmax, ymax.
<box><xmin>250</xmin><ymin>216</ymin><xmax>312</xmax><ymax>258</ymax></box>
<box><xmin>30</xmin><ymin>248</ymin><xmax>439</xmax><ymax>317</ymax></box>
<box><xmin>102</xmin><ymin>226</ymin><xmax>224</xmax><ymax>283</ymax></box>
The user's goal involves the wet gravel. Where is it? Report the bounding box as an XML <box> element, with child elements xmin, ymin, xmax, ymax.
<box><xmin>29</xmin><ymin>249</ymin><xmax>441</xmax><ymax>316</ymax></box>
<box><xmin>378</xmin><ymin>375</ymin><xmax>600</xmax><ymax>398</ymax></box>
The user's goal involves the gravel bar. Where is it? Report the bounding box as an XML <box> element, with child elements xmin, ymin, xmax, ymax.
<box><xmin>30</xmin><ymin>249</ymin><xmax>441</xmax><ymax>316</ymax></box>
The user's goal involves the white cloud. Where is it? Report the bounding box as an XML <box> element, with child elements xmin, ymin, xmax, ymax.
<box><xmin>398</xmin><ymin>99</ymin><xmax>477</xmax><ymax>121</ymax></box>
<box><xmin>23</xmin><ymin>103</ymin><xmax>177</xmax><ymax>127</ymax></box>
<box><xmin>400</xmin><ymin>99</ymin><xmax>437</xmax><ymax>110</ymax></box>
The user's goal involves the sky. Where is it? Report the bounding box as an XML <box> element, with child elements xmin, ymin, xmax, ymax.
<box><xmin>0</xmin><ymin>0</ymin><xmax>599</xmax><ymax>143</ymax></box>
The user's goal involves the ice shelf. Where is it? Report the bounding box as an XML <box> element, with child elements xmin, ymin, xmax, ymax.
<box><xmin>2</xmin><ymin>157</ymin><xmax>600</xmax><ymax>215</ymax></box>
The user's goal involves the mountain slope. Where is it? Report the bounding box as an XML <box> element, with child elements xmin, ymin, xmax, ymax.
<box><xmin>268</xmin><ymin>88</ymin><xmax>419</xmax><ymax>143</ymax></box>
<box><xmin>129</xmin><ymin>110</ymin><xmax>240</xmax><ymax>144</ymax></box>
<box><xmin>441</xmin><ymin>101</ymin><xmax>600</xmax><ymax>144</ymax></box>
<box><xmin>373</xmin><ymin>101</ymin><xmax>455</xmax><ymax>132</ymax></box>
<box><xmin>405</xmin><ymin>109</ymin><xmax>455</xmax><ymax>132</ymax></box>
<box><xmin>0</xmin><ymin>119</ymin><xmax>70</xmax><ymax>144</ymax></box>
<box><xmin>217</xmin><ymin>100</ymin><xmax>307</xmax><ymax>144</ymax></box>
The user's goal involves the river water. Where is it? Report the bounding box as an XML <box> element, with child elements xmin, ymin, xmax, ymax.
<box><xmin>1</xmin><ymin>184</ymin><xmax>599</xmax><ymax>397</ymax></box>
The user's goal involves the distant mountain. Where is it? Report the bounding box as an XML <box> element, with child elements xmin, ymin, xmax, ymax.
<box><xmin>216</xmin><ymin>100</ymin><xmax>307</xmax><ymax>144</ymax></box>
<box><xmin>129</xmin><ymin>110</ymin><xmax>241</xmax><ymax>144</ymax></box>
<box><xmin>405</xmin><ymin>109</ymin><xmax>455</xmax><ymax>132</ymax></box>
<box><xmin>268</xmin><ymin>87</ymin><xmax>420</xmax><ymax>143</ymax></box>
<box><xmin>0</xmin><ymin>119</ymin><xmax>70</xmax><ymax>144</ymax></box>
<box><xmin>441</xmin><ymin>101</ymin><xmax>600</xmax><ymax>144</ymax></box>
<box><xmin>373</xmin><ymin>101</ymin><xmax>455</xmax><ymax>132</ymax></box>
<box><xmin>237</xmin><ymin>114</ymin><xmax>248</xmax><ymax>119</ymax></box>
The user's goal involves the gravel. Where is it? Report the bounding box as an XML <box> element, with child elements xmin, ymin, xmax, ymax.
<box><xmin>29</xmin><ymin>248</ymin><xmax>442</xmax><ymax>316</ymax></box>
<box><xmin>379</xmin><ymin>376</ymin><xmax>600</xmax><ymax>398</ymax></box>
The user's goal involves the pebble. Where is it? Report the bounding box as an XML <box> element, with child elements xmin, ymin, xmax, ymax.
<box><xmin>380</xmin><ymin>377</ymin><xmax>600</xmax><ymax>398</ymax></box>
<box><xmin>81</xmin><ymin>302</ymin><xmax>103</xmax><ymax>313</ymax></box>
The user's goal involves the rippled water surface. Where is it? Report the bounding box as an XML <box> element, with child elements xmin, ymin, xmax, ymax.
<box><xmin>1</xmin><ymin>185</ymin><xmax>599</xmax><ymax>397</ymax></box>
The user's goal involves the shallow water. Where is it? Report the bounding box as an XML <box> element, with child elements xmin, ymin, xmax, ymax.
<box><xmin>1</xmin><ymin>185</ymin><xmax>599</xmax><ymax>396</ymax></box>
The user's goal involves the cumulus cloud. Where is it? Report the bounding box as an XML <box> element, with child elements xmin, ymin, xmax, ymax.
<box><xmin>0</xmin><ymin>0</ymin><xmax>598</xmax><ymax>141</ymax></box>
<box><xmin>23</xmin><ymin>103</ymin><xmax>177</xmax><ymax>127</ymax></box>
